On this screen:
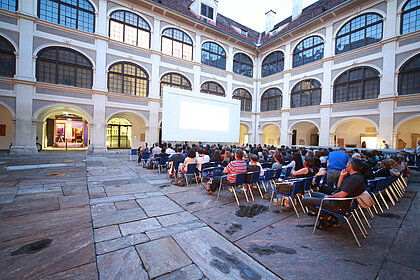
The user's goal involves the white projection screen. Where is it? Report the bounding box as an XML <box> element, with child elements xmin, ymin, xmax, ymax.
<box><xmin>162</xmin><ymin>87</ymin><xmax>241</xmax><ymax>143</ymax></box>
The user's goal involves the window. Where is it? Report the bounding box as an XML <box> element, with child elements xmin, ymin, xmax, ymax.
<box><xmin>233</xmin><ymin>53</ymin><xmax>253</xmax><ymax>77</ymax></box>
<box><xmin>201</xmin><ymin>3</ymin><xmax>214</xmax><ymax>20</ymax></box>
<box><xmin>161</xmin><ymin>28</ymin><xmax>193</xmax><ymax>61</ymax></box>
<box><xmin>38</xmin><ymin>0</ymin><xmax>95</xmax><ymax>33</ymax></box>
<box><xmin>262</xmin><ymin>51</ymin><xmax>284</xmax><ymax>77</ymax></box>
<box><xmin>160</xmin><ymin>72</ymin><xmax>192</xmax><ymax>97</ymax></box>
<box><xmin>233</xmin><ymin>88</ymin><xmax>252</xmax><ymax>112</ymax></box>
<box><xmin>336</xmin><ymin>13</ymin><xmax>383</xmax><ymax>54</ymax></box>
<box><xmin>241</xmin><ymin>29</ymin><xmax>248</xmax><ymax>36</ymax></box>
<box><xmin>398</xmin><ymin>54</ymin><xmax>420</xmax><ymax>95</ymax></box>
<box><xmin>109</xmin><ymin>10</ymin><xmax>150</xmax><ymax>49</ymax></box>
<box><xmin>36</xmin><ymin>47</ymin><xmax>93</xmax><ymax>88</ymax></box>
<box><xmin>291</xmin><ymin>80</ymin><xmax>321</xmax><ymax>108</ymax></box>
<box><xmin>201</xmin><ymin>81</ymin><xmax>225</xmax><ymax>97</ymax></box>
<box><xmin>334</xmin><ymin>67</ymin><xmax>380</xmax><ymax>102</ymax></box>
<box><xmin>108</xmin><ymin>62</ymin><xmax>149</xmax><ymax>97</ymax></box>
<box><xmin>293</xmin><ymin>36</ymin><xmax>324</xmax><ymax>67</ymax></box>
<box><xmin>0</xmin><ymin>36</ymin><xmax>15</xmax><ymax>78</ymax></box>
<box><xmin>260</xmin><ymin>88</ymin><xmax>282</xmax><ymax>112</ymax></box>
<box><xmin>201</xmin><ymin>42</ymin><xmax>226</xmax><ymax>70</ymax></box>
<box><xmin>0</xmin><ymin>0</ymin><xmax>17</xmax><ymax>11</ymax></box>
<box><xmin>401</xmin><ymin>0</ymin><xmax>420</xmax><ymax>34</ymax></box>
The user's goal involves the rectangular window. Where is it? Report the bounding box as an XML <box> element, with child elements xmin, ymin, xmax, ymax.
<box><xmin>0</xmin><ymin>124</ymin><xmax>5</xmax><ymax>136</ymax></box>
<box><xmin>241</xmin><ymin>29</ymin><xmax>248</xmax><ymax>36</ymax></box>
<box><xmin>201</xmin><ymin>3</ymin><xmax>214</xmax><ymax>20</ymax></box>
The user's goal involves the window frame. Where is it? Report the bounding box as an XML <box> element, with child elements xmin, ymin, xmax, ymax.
<box><xmin>335</xmin><ymin>13</ymin><xmax>383</xmax><ymax>55</ymax></box>
<box><xmin>37</xmin><ymin>0</ymin><xmax>95</xmax><ymax>33</ymax></box>
<box><xmin>261</xmin><ymin>51</ymin><xmax>284</xmax><ymax>77</ymax></box>
<box><xmin>233</xmin><ymin>53</ymin><xmax>253</xmax><ymax>78</ymax></box>
<box><xmin>401</xmin><ymin>0</ymin><xmax>420</xmax><ymax>35</ymax></box>
<box><xmin>398</xmin><ymin>53</ymin><xmax>420</xmax><ymax>95</ymax></box>
<box><xmin>232</xmin><ymin>88</ymin><xmax>252</xmax><ymax>112</ymax></box>
<box><xmin>109</xmin><ymin>10</ymin><xmax>151</xmax><ymax>49</ymax></box>
<box><xmin>201</xmin><ymin>42</ymin><xmax>226</xmax><ymax>70</ymax></box>
<box><xmin>0</xmin><ymin>35</ymin><xmax>16</xmax><ymax>78</ymax></box>
<box><xmin>290</xmin><ymin>79</ymin><xmax>322</xmax><ymax>108</ymax></box>
<box><xmin>160</xmin><ymin>72</ymin><xmax>192</xmax><ymax>97</ymax></box>
<box><xmin>161</xmin><ymin>28</ymin><xmax>193</xmax><ymax>61</ymax></box>
<box><xmin>201</xmin><ymin>81</ymin><xmax>225</xmax><ymax>97</ymax></box>
<box><xmin>107</xmin><ymin>61</ymin><xmax>149</xmax><ymax>97</ymax></box>
<box><xmin>333</xmin><ymin>66</ymin><xmax>380</xmax><ymax>103</ymax></box>
<box><xmin>292</xmin><ymin>36</ymin><xmax>324</xmax><ymax>68</ymax></box>
<box><xmin>36</xmin><ymin>46</ymin><xmax>93</xmax><ymax>88</ymax></box>
<box><xmin>0</xmin><ymin>0</ymin><xmax>17</xmax><ymax>11</ymax></box>
<box><xmin>260</xmin><ymin>88</ymin><xmax>282</xmax><ymax>112</ymax></box>
<box><xmin>200</xmin><ymin>3</ymin><xmax>214</xmax><ymax>20</ymax></box>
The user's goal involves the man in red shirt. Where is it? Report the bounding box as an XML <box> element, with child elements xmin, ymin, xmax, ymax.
<box><xmin>203</xmin><ymin>149</ymin><xmax>247</xmax><ymax>195</ymax></box>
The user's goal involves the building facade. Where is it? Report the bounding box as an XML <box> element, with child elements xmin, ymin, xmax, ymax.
<box><xmin>0</xmin><ymin>0</ymin><xmax>419</xmax><ymax>153</ymax></box>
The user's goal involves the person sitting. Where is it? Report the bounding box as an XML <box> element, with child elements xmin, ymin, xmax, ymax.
<box><xmin>168</xmin><ymin>147</ymin><xmax>186</xmax><ymax>178</ymax></box>
<box><xmin>284</xmin><ymin>151</ymin><xmax>303</xmax><ymax>172</ymax></box>
<box><xmin>302</xmin><ymin>158</ymin><xmax>366</xmax><ymax>229</ymax></box>
<box><xmin>272</xmin><ymin>154</ymin><xmax>283</xmax><ymax>170</ymax></box>
<box><xmin>196</xmin><ymin>148</ymin><xmax>210</xmax><ymax>172</ymax></box>
<box><xmin>203</xmin><ymin>149</ymin><xmax>247</xmax><ymax>195</ymax></box>
<box><xmin>374</xmin><ymin>158</ymin><xmax>400</xmax><ymax>177</ymax></box>
<box><xmin>211</xmin><ymin>150</ymin><xmax>222</xmax><ymax>163</ymax></box>
<box><xmin>222</xmin><ymin>151</ymin><xmax>232</xmax><ymax>167</ymax></box>
<box><xmin>291</xmin><ymin>157</ymin><xmax>317</xmax><ymax>179</ymax></box>
<box><xmin>166</xmin><ymin>143</ymin><xmax>175</xmax><ymax>155</ymax></box>
<box><xmin>179</xmin><ymin>148</ymin><xmax>197</xmax><ymax>175</ymax></box>
<box><xmin>246</xmin><ymin>154</ymin><xmax>264</xmax><ymax>183</ymax></box>
<box><xmin>151</xmin><ymin>142</ymin><xmax>161</xmax><ymax>157</ymax></box>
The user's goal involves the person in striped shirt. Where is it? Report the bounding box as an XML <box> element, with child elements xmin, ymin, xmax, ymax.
<box><xmin>203</xmin><ymin>149</ymin><xmax>247</xmax><ymax>195</ymax></box>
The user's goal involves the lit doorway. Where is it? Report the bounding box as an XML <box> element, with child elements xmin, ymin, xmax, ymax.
<box><xmin>45</xmin><ymin>114</ymin><xmax>88</xmax><ymax>149</ymax></box>
<box><xmin>107</xmin><ymin>118</ymin><xmax>132</xmax><ymax>149</ymax></box>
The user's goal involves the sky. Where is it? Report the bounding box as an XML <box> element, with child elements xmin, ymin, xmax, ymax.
<box><xmin>217</xmin><ymin>0</ymin><xmax>318</xmax><ymax>32</ymax></box>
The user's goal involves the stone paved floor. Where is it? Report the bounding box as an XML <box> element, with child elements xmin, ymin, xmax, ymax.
<box><xmin>0</xmin><ymin>151</ymin><xmax>419</xmax><ymax>280</ymax></box>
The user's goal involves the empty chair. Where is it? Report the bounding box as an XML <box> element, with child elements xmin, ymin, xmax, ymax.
<box><xmin>269</xmin><ymin>179</ymin><xmax>304</xmax><ymax>218</ymax></box>
<box><xmin>129</xmin><ymin>149</ymin><xmax>137</xmax><ymax>161</ymax></box>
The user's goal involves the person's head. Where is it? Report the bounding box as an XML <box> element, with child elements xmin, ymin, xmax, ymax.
<box><xmin>250</xmin><ymin>154</ymin><xmax>259</xmax><ymax>163</ymax></box>
<box><xmin>213</xmin><ymin>149</ymin><xmax>221</xmax><ymax>158</ymax></box>
<box><xmin>346</xmin><ymin>158</ymin><xmax>364</xmax><ymax>173</ymax></box>
<box><xmin>167</xmin><ymin>143</ymin><xmax>172</xmax><ymax>148</ymax></box>
<box><xmin>175</xmin><ymin>147</ymin><xmax>183</xmax><ymax>153</ymax></box>
<box><xmin>161</xmin><ymin>147</ymin><xmax>166</xmax><ymax>154</ymax></box>
<box><xmin>224</xmin><ymin>151</ymin><xmax>231</xmax><ymax>159</ymax></box>
<box><xmin>186</xmin><ymin>149</ymin><xmax>196</xmax><ymax>158</ymax></box>
<box><xmin>275</xmin><ymin>154</ymin><xmax>282</xmax><ymax>164</ymax></box>
<box><xmin>198</xmin><ymin>149</ymin><xmax>205</xmax><ymax>156</ymax></box>
<box><xmin>352</xmin><ymin>153</ymin><xmax>362</xmax><ymax>160</ymax></box>
<box><xmin>307</xmin><ymin>150</ymin><xmax>314</xmax><ymax>157</ymax></box>
<box><xmin>304</xmin><ymin>157</ymin><xmax>315</xmax><ymax>168</ymax></box>
<box><xmin>235</xmin><ymin>149</ymin><xmax>244</xmax><ymax>160</ymax></box>
<box><xmin>301</xmin><ymin>150</ymin><xmax>308</xmax><ymax>156</ymax></box>
<box><xmin>381</xmin><ymin>158</ymin><xmax>396</xmax><ymax>169</ymax></box>
<box><xmin>154</xmin><ymin>142</ymin><xmax>159</xmax><ymax>147</ymax></box>
<box><xmin>339</xmin><ymin>147</ymin><xmax>346</xmax><ymax>153</ymax></box>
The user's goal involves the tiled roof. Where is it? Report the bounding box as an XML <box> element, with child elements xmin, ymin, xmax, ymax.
<box><xmin>147</xmin><ymin>0</ymin><xmax>351</xmax><ymax>46</ymax></box>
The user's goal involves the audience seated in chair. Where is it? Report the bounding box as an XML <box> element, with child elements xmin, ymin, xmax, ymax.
<box><xmin>168</xmin><ymin>147</ymin><xmax>186</xmax><ymax>178</ymax></box>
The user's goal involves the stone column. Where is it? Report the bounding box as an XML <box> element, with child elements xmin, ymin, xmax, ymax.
<box><xmin>378</xmin><ymin>100</ymin><xmax>394</xmax><ymax>148</ymax></box>
<box><xmin>319</xmin><ymin>107</ymin><xmax>331</xmax><ymax>146</ymax></box>
<box><xmin>280</xmin><ymin>111</ymin><xmax>289</xmax><ymax>145</ymax></box>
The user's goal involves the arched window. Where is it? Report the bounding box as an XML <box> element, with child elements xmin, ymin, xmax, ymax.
<box><xmin>398</xmin><ymin>54</ymin><xmax>420</xmax><ymax>95</ymax></box>
<box><xmin>262</xmin><ymin>51</ymin><xmax>284</xmax><ymax>77</ymax></box>
<box><xmin>0</xmin><ymin>36</ymin><xmax>15</xmax><ymax>77</ymax></box>
<box><xmin>36</xmin><ymin>47</ymin><xmax>93</xmax><ymax>88</ymax></box>
<box><xmin>201</xmin><ymin>81</ymin><xmax>225</xmax><ymax>96</ymax></box>
<box><xmin>233</xmin><ymin>53</ymin><xmax>253</xmax><ymax>77</ymax></box>
<box><xmin>260</xmin><ymin>88</ymin><xmax>282</xmax><ymax>112</ymax></box>
<box><xmin>160</xmin><ymin>72</ymin><xmax>192</xmax><ymax>97</ymax></box>
<box><xmin>162</xmin><ymin>28</ymin><xmax>193</xmax><ymax>61</ymax></box>
<box><xmin>334</xmin><ymin>67</ymin><xmax>380</xmax><ymax>102</ymax></box>
<box><xmin>336</xmin><ymin>13</ymin><xmax>383</xmax><ymax>54</ymax></box>
<box><xmin>291</xmin><ymin>80</ymin><xmax>321</xmax><ymax>108</ymax></box>
<box><xmin>108</xmin><ymin>62</ymin><xmax>149</xmax><ymax>97</ymax></box>
<box><xmin>38</xmin><ymin>0</ymin><xmax>95</xmax><ymax>33</ymax></box>
<box><xmin>401</xmin><ymin>0</ymin><xmax>420</xmax><ymax>34</ymax></box>
<box><xmin>201</xmin><ymin>42</ymin><xmax>226</xmax><ymax>70</ymax></box>
<box><xmin>109</xmin><ymin>10</ymin><xmax>150</xmax><ymax>49</ymax></box>
<box><xmin>293</xmin><ymin>36</ymin><xmax>324</xmax><ymax>67</ymax></box>
<box><xmin>0</xmin><ymin>0</ymin><xmax>17</xmax><ymax>11</ymax></box>
<box><xmin>233</xmin><ymin>88</ymin><xmax>252</xmax><ymax>112</ymax></box>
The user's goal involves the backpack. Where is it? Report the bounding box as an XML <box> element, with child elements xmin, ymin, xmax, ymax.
<box><xmin>172</xmin><ymin>176</ymin><xmax>186</xmax><ymax>187</ymax></box>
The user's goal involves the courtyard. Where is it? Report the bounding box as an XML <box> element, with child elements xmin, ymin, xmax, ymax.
<box><xmin>0</xmin><ymin>151</ymin><xmax>419</xmax><ymax>280</ymax></box>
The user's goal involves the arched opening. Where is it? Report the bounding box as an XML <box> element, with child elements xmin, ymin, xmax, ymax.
<box><xmin>333</xmin><ymin>119</ymin><xmax>377</xmax><ymax>148</ymax></box>
<box><xmin>106</xmin><ymin>112</ymin><xmax>147</xmax><ymax>149</ymax></box>
<box><xmin>262</xmin><ymin>124</ymin><xmax>280</xmax><ymax>146</ymax></box>
<box><xmin>239</xmin><ymin>124</ymin><xmax>248</xmax><ymax>145</ymax></box>
<box><xmin>396</xmin><ymin>116</ymin><xmax>420</xmax><ymax>149</ymax></box>
<box><xmin>290</xmin><ymin>122</ymin><xmax>319</xmax><ymax>146</ymax></box>
<box><xmin>0</xmin><ymin>104</ymin><xmax>13</xmax><ymax>150</ymax></box>
<box><xmin>36</xmin><ymin>106</ymin><xmax>91</xmax><ymax>150</ymax></box>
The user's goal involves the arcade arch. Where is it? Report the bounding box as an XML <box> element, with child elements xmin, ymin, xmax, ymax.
<box><xmin>106</xmin><ymin>112</ymin><xmax>147</xmax><ymax>149</ymax></box>
<box><xmin>0</xmin><ymin>103</ymin><xmax>13</xmax><ymax>150</ymax></box>
<box><xmin>239</xmin><ymin>124</ymin><xmax>249</xmax><ymax>145</ymax></box>
<box><xmin>331</xmin><ymin>119</ymin><xmax>377</xmax><ymax>148</ymax></box>
<box><xmin>290</xmin><ymin>121</ymin><xmax>319</xmax><ymax>146</ymax></box>
<box><xmin>395</xmin><ymin>116</ymin><xmax>420</xmax><ymax>149</ymax></box>
<box><xmin>262</xmin><ymin>124</ymin><xmax>280</xmax><ymax>146</ymax></box>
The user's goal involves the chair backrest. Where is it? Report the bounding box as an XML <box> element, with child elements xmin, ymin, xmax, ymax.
<box><xmin>213</xmin><ymin>161</ymin><xmax>222</xmax><ymax>167</ymax></box>
<box><xmin>284</xmin><ymin>166</ymin><xmax>293</xmax><ymax>178</ymax></box>
<box><xmin>312</xmin><ymin>175</ymin><xmax>323</xmax><ymax>189</ymax></box>
<box><xmin>372</xmin><ymin>177</ymin><xmax>392</xmax><ymax>192</ymax></box>
<box><xmin>261</xmin><ymin>162</ymin><xmax>272</xmax><ymax>169</ymax></box>
<box><xmin>141</xmin><ymin>151</ymin><xmax>150</xmax><ymax>159</ymax></box>
<box><xmin>153</xmin><ymin>153</ymin><xmax>159</xmax><ymax>159</ymax></box>
<box><xmin>213</xmin><ymin>166</ymin><xmax>223</xmax><ymax>177</ymax></box>
<box><xmin>302</xmin><ymin>177</ymin><xmax>315</xmax><ymax>191</ymax></box>
<box><xmin>272</xmin><ymin>168</ymin><xmax>282</xmax><ymax>180</ymax></box>
<box><xmin>159</xmin><ymin>156</ymin><xmax>169</xmax><ymax>165</ymax></box>
<box><xmin>234</xmin><ymin>172</ymin><xmax>247</xmax><ymax>187</ymax></box>
<box><xmin>263</xmin><ymin>169</ymin><xmax>274</xmax><ymax>182</ymax></box>
<box><xmin>201</xmin><ymin>162</ymin><xmax>211</xmax><ymax>172</ymax></box>
<box><xmin>186</xmin><ymin>163</ymin><xmax>198</xmax><ymax>174</ymax></box>
<box><xmin>174</xmin><ymin>160</ymin><xmax>182</xmax><ymax>171</ymax></box>
<box><xmin>249</xmin><ymin>171</ymin><xmax>260</xmax><ymax>184</ymax></box>
<box><xmin>130</xmin><ymin>149</ymin><xmax>137</xmax><ymax>155</ymax></box>
<box><xmin>291</xmin><ymin>180</ymin><xmax>304</xmax><ymax>196</ymax></box>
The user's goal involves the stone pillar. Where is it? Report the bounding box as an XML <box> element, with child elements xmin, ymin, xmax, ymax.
<box><xmin>193</xmin><ymin>34</ymin><xmax>202</xmax><ymax>92</ymax></box>
<box><xmin>280</xmin><ymin>111</ymin><xmax>289</xmax><ymax>145</ymax></box>
<box><xmin>96</xmin><ymin>0</ymin><xmax>108</xmax><ymax>36</ymax></box>
<box><xmin>146</xmin><ymin>101</ymin><xmax>160</xmax><ymax>144</ymax></box>
<box><xmin>91</xmin><ymin>94</ymin><xmax>107</xmax><ymax>153</ymax></box>
<box><xmin>319</xmin><ymin>107</ymin><xmax>331</xmax><ymax>146</ymax></box>
<box><xmin>378</xmin><ymin>100</ymin><xmax>394</xmax><ymax>148</ymax></box>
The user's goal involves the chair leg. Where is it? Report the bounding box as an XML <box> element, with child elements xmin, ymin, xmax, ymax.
<box><xmin>248</xmin><ymin>185</ymin><xmax>255</xmax><ymax>201</ymax></box>
<box><xmin>358</xmin><ymin>206</ymin><xmax>371</xmax><ymax>229</ymax></box>
<box><xmin>385</xmin><ymin>189</ymin><xmax>395</xmax><ymax>206</ymax></box>
<box><xmin>296</xmin><ymin>195</ymin><xmax>306</xmax><ymax>214</ymax></box>
<box><xmin>268</xmin><ymin>189</ymin><xmax>275</xmax><ymax>212</ymax></box>
<box><xmin>373</xmin><ymin>194</ymin><xmax>383</xmax><ymax>213</ymax></box>
<box><xmin>231</xmin><ymin>187</ymin><xmax>240</xmax><ymax>205</ymax></box>
<box><xmin>379</xmin><ymin>192</ymin><xmax>390</xmax><ymax>209</ymax></box>
<box><xmin>243</xmin><ymin>187</ymin><xmax>249</xmax><ymax>202</ymax></box>
<box><xmin>289</xmin><ymin>197</ymin><xmax>300</xmax><ymax>219</ymax></box>
<box><xmin>261</xmin><ymin>182</ymin><xmax>267</xmax><ymax>192</ymax></box>
<box><xmin>388</xmin><ymin>186</ymin><xmax>399</xmax><ymax>202</ymax></box>
<box><xmin>352</xmin><ymin>213</ymin><xmax>366</xmax><ymax>239</ymax></box>
<box><xmin>313</xmin><ymin>207</ymin><xmax>323</xmax><ymax>234</ymax></box>
<box><xmin>354</xmin><ymin>210</ymin><xmax>368</xmax><ymax>236</ymax></box>
<box><xmin>184</xmin><ymin>174</ymin><xmax>189</xmax><ymax>187</ymax></box>
<box><xmin>256</xmin><ymin>183</ymin><xmax>264</xmax><ymax>198</ymax></box>
<box><xmin>367</xmin><ymin>207</ymin><xmax>375</xmax><ymax>219</ymax></box>
<box><xmin>216</xmin><ymin>181</ymin><xmax>222</xmax><ymax>200</ymax></box>
<box><xmin>344</xmin><ymin>217</ymin><xmax>361</xmax><ymax>247</ymax></box>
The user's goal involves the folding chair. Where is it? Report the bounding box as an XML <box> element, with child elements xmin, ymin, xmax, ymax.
<box><xmin>247</xmin><ymin>171</ymin><xmax>264</xmax><ymax>198</ymax></box>
<box><xmin>140</xmin><ymin>151</ymin><xmax>150</xmax><ymax>167</ymax></box>
<box><xmin>217</xmin><ymin>173</ymin><xmax>248</xmax><ymax>205</ymax></box>
<box><xmin>129</xmin><ymin>149</ymin><xmax>138</xmax><ymax>161</ymax></box>
<box><xmin>157</xmin><ymin>156</ymin><xmax>169</xmax><ymax>173</ymax></box>
<box><xmin>199</xmin><ymin>162</ymin><xmax>211</xmax><ymax>182</ymax></box>
<box><xmin>261</xmin><ymin>162</ymin><xmax>272</xmax><ymax>169</ymax></box>
<box><xmin>269</xmin><ymin>179</ymin><xmax>304</xmax><ymax>218</ymax></box>
<box><xmin>180</xmin><ymin>163</ymin><xmax>198</xmax><ymax>186</ymax></box>
<box><xmin>257</xmin><ymin>169</ymin><xmax>274</xmax><ymax>192</ymax></box>
<box><xmin>272</xmin><ymin>168</ymin><xmax>283</xmax><ymax>182</ymax></box>
<box><xmin>281</xmin><ymin>166</ymin><xmax>293</xmax><ymax>180</ymax></box>
<box><xmin>313</xmin><ymin>197</ymin><xmax>366</xmax><ymax>247</ymax></box>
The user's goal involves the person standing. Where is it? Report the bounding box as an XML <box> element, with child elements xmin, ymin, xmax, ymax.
<box><xmin>326</xmin><ymin>147</ymin><xmax>350</xmax><ymax>189</ymax></box>
<box><xmin>416</xmin><ymin>140</ymin><xmax>420</xmax><ymax>168</ymax></box>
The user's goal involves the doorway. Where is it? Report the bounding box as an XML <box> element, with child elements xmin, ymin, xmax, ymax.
<box><xmin>107</xmin><ymin>118</ymin><xmax>132</xmax><ymax>149</ymax></box>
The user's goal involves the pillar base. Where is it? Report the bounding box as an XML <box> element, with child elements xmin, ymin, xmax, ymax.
<box><xmin>91</xmin><ymin>146</ymin><xmax>107</xmax><ymax>153</ymax></box>
<box><xmin>10</xmin><ymin>145</ymin><xmax>38</xmax><ymax>154</ymax></box>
